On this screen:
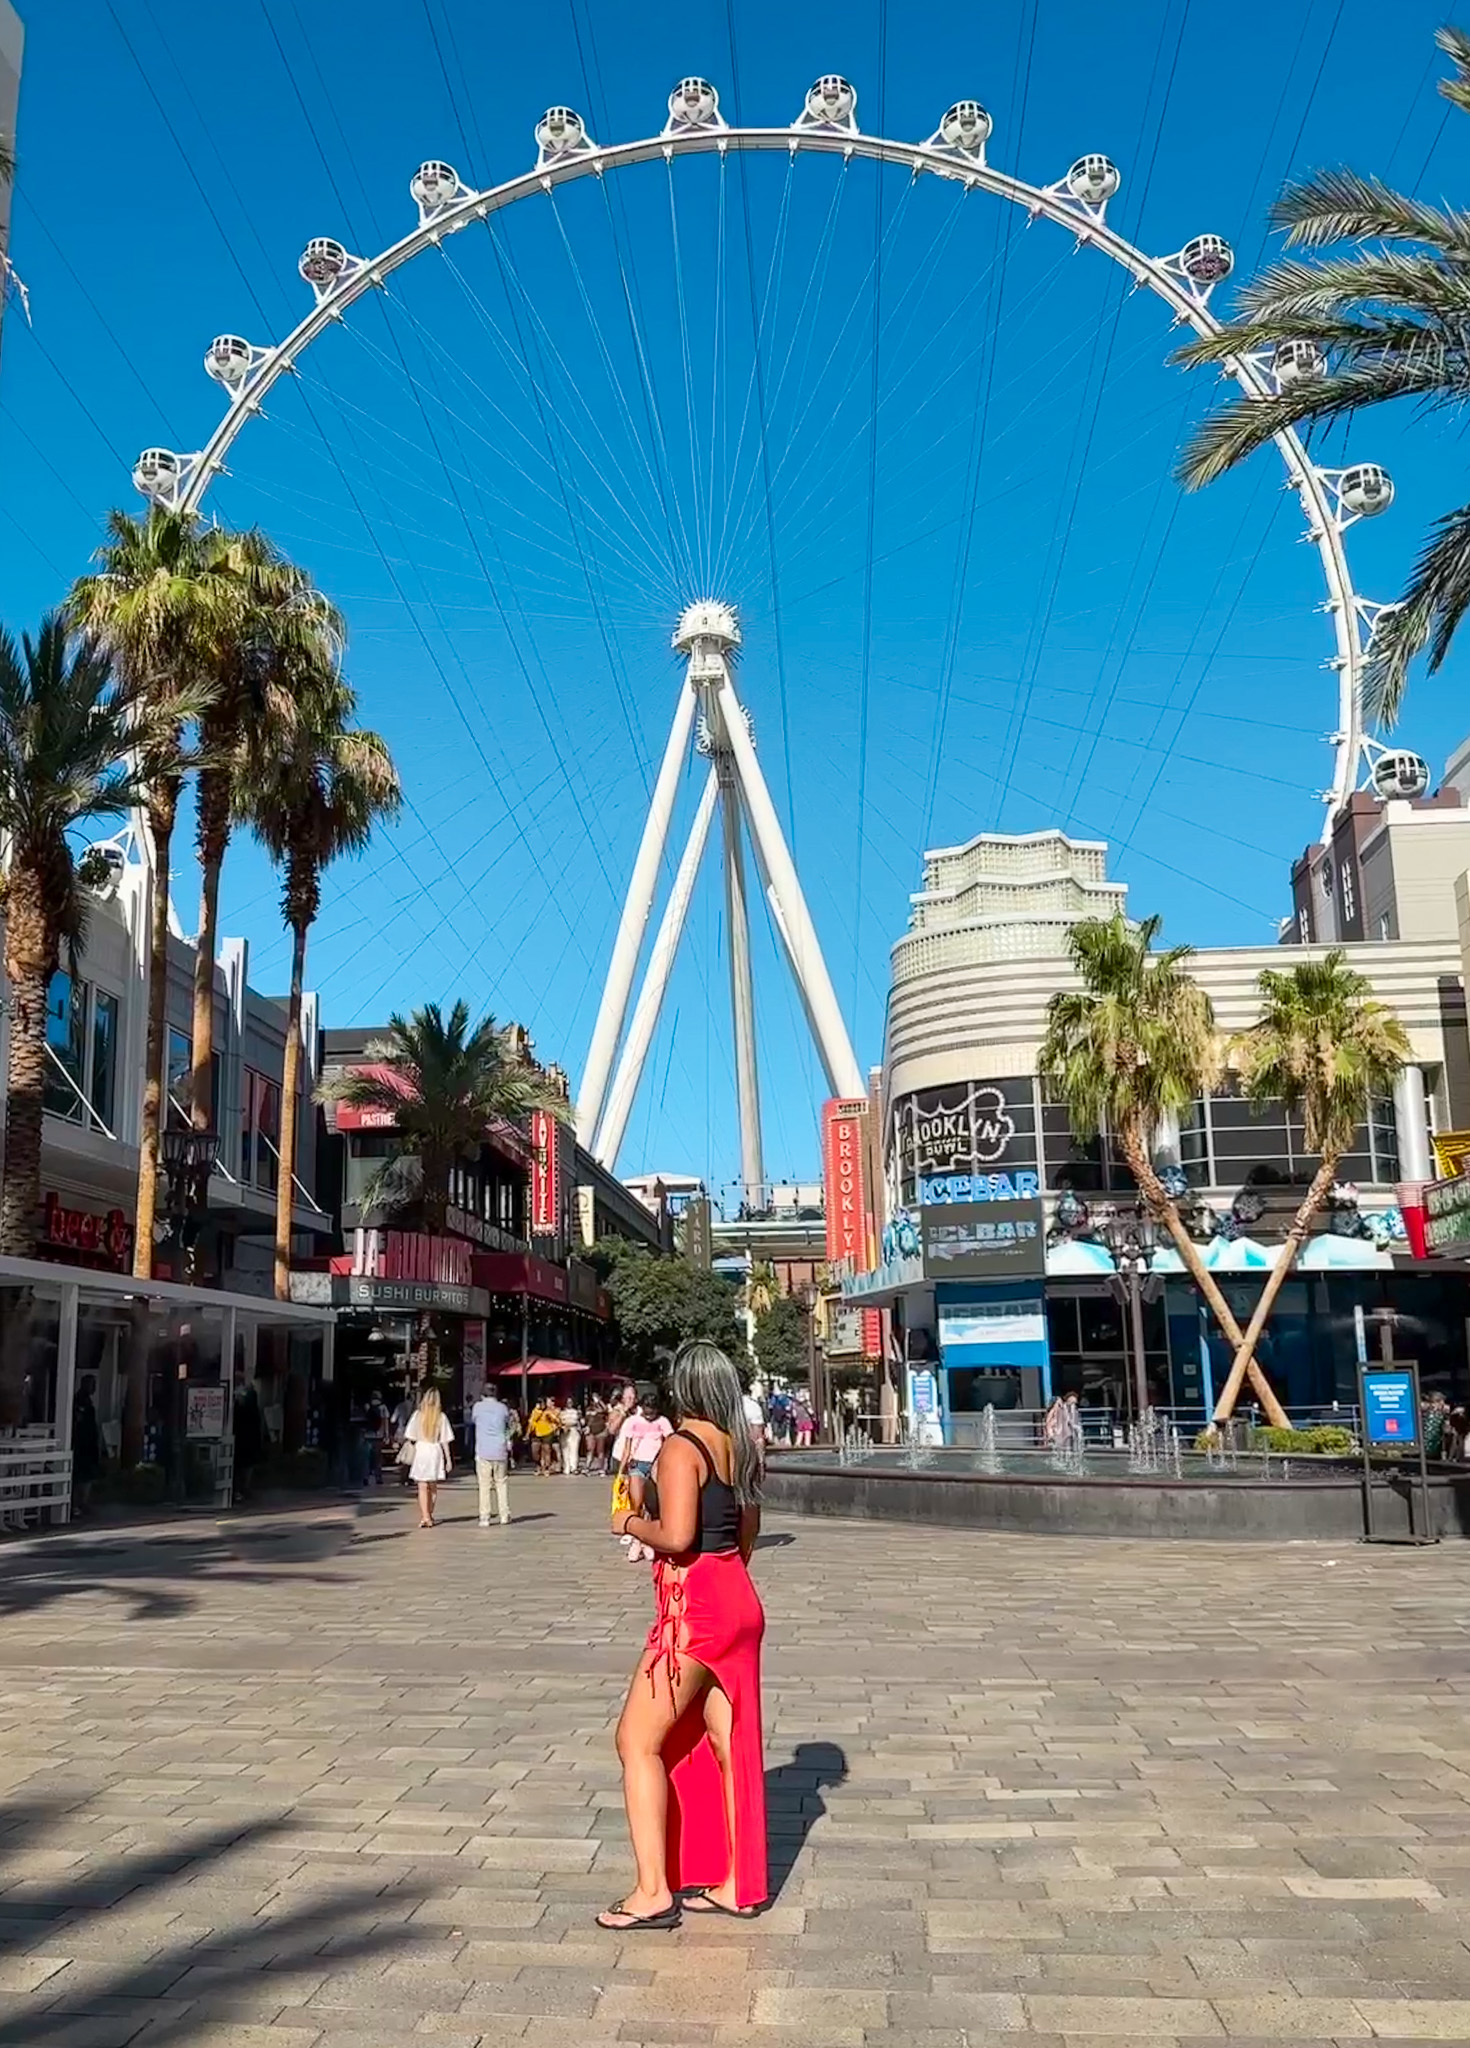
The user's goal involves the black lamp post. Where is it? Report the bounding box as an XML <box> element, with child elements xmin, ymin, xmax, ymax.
<box><xmin>1099</xmin><ymin>1210</ymin><xmax>1159</xmax><ymax>1423</ymax></box>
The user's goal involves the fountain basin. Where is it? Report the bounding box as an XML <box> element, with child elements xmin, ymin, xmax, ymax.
<box><xmin>764</xmin><ymin>1450</ymin><xmax>1470</xmax><ymax>1542</ymax></box>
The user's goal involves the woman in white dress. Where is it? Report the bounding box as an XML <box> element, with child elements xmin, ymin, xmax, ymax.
<box><xmin>561</xmin><ymin>1400</ymin><xmax>582</xmax><ymax>1476</ymax></box>
<box><xmin>404</xmin><ymin>1388</ymin><xmax>454</xmax><ymax>1528</ymax></box>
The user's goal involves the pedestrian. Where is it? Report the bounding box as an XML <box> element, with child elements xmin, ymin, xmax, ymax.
<box><xmin>561</xmin><ymin>1396</ymin><xmax>583</xmax><ymax>1476</ymax></box>
<box><xmin>390</xmin><ymin>1389</ymin><xmax>416</xmax><ymax>1486</ymax></box>
<box><xmin>599</xmin><ymin>1338</ymin><xmax>767</xmax><ymax>1929</ymax></box>
<box><xmin>742</xmin><ymin>1383</ymin><xmax>767</xmax><ymax>1466</ymax></box>
<box><xmin>1425</xmin><ymin>1390</ymin><xmax>1449</xmax><ymax>1459</ymax></box>
<box><xmin>585</xmin><ymin>1393</ymin><xmax>610</xmax><ymax>1473</ymax></box>
<box><xmin>528</xmin><ymin>1396</ymin><xmax>562</xmax><ymax>1474</ymax></box>
<box><xmin>471</xmin><ymin>1382</ymin><xmax>514</xmax><ymax>1527</ymax></box>
<box><xmin>791</xmin><ymin>1394</ymin><xmax>814</xmax><ymax>1448</ymax></box>
<box><xmin>604</xmin><ymin>1383</ymin><xmax>635</xmax><ymax>1471</ymax></box>
<box><xmin>613</xmin><ymin>1392</ymin><xmax>673</xmax><ymax>1565</ymax></box>
<box><xmin>1447</xmin><ymin>1406</ymin><xmax>1469</xmax><ymax>1462</ymax></box>
<box><xmin>402</xmin><ymin>1387</ymin><xmax>454</xmax><ymax>1528</ymax></box>
<box><xmin>232</xmin><ymin>1366</ymin><xmax>266</xmax><ymax>1502</ymax></box>
<box><xmin>71</xmin><ymin>1373</ymin><xmax>103</xmax><ymax>1515</ymax></box>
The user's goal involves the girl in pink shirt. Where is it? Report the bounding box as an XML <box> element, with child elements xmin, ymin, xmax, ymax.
<box><xmin>614</xmin><ymin>1397</ymin><xmax>672</xmax><ymax>1564</ymax></box>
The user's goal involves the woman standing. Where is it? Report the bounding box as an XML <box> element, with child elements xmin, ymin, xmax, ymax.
<box><xmin>527</xmin><ymin>1397</ymin><xmax>562</xmax><ymax>1475</ymax></box>
<box><xmin>599</xmin><ymin>1342</ymin><xmax>767</xmax><ymax>1930</ymax></box>
<box><xmin>403</xmin><ymin>1387</ymin><xmax>454</xmax><ymax>1528</ymax></box>
<box><xmin>613</xmin><ymin>1393</ymin><xmax>672</xmax><ymax>1565</ymax></box>
<box><xmin>561</xmin><ymin>1397</ymin><xmax>583</xmax><ymax>1476</ymax></box>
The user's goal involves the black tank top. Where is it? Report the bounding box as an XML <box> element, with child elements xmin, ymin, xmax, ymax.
<box><xmin>643</xmin><ymin>1429</ymin><xmax>741</xmax><ymax>1554</ymax></box>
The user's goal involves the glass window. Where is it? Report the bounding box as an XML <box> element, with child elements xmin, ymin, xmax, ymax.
<box><xmin>1179</xmin><ymin>1096</ymin><xmax>1211</xmax><ymax>1185</ymax></box>
<box><xmin>1042</xmin><ymin>1104</ymin><xmax>1106</xmax><ymax>1191</ymax></box>
<box><xmin>166</xmin><ymin>1027</ymin><xmax>191</xmax><ymax>1130</ymax></box>
<box><xmin>1368</xmin><ymin>1095</ymin><xmax>1399</xmax><ymax>1183</ymax></box>
<box><xmin>43</xmin><ymin>971</ymin><xmax>87</xmax><ymax>1122</ymax></box>
<box><xmin>89</xmin><ymin>990</ymin><xmax>118</xmax><ymax>1130</ymax></box>
<box><xmin>249</xmin><ymin>1072</ymin><xmax>280</xmax><ymax>1192</ymax></box>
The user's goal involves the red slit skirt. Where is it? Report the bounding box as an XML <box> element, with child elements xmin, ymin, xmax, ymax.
<box><xmin>646</xmin><ymin>1548</ymin><xmax>767</xmax><ymax>1909</ymax></box>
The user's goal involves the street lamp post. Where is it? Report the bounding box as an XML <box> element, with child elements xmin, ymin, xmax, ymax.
<box><xmin>1099</xmin><ymin>1212</ymin><xmax>1159</xmax><ymax>1424</ymax></box>
<box><xmin>157</xmin><ymin>1127</ymin><xmax>219</xmax><ymax>1498</ymax></box>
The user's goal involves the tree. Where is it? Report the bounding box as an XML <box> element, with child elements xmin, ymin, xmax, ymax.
<box><xmin>1039</xmin><ymin>911</ymin><xmax>1291</xmax><ymax>1429</ymax></box>
<box><xmin>189</xmin><ymin>530</ymin><xmax>343</xmax><ymax>1137</ymax></box>
<box><xmin>319</xmin><ymin>1000</ymin><xmax>564</xmax><ymax>1234</ymax></box>
<box><xmin>243</xmin><ymin>669</ymin><xmax>399</xmax><ymax>1300</ymax></box>
<box><xmin>1210</xmin><ymin>952</ymin><xmax>1411</xmax><ymax>1424</ymax></box>
<box><xmin>755</xmin><ymin>1289</ymin><xmax>809</xmax><ymax>1384</ymax></box>
<box><xmin>0</xmin><ymin>620</ymin><xmax>188</xmax><ymax>1419</ymax></box>
<box><xmin>1174</xmin><ymin>27</ymin><xmax>1470</xmax><ymax>723</ymax></box>
<box><xmin>68</xmin><ymin>508</ymin><xmax>223</xmax><ymax>1275</ymax></box>
<box><xmin>596</xmin><ymin>1240</ymin><xmax>744</xmax><ymax>1374</ymax></box>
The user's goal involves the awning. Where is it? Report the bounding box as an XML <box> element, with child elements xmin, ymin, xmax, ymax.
<box><xmin>493</xmin><ymin>1357</ymin><xmax>622</xmax><ymax>1379</ymax></box>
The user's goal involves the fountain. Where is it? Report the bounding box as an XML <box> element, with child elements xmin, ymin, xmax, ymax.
<box><xmin>976</xmin><ymin>1403</ymin><xmax>1001</xmax><ymax>1477</ymax></box>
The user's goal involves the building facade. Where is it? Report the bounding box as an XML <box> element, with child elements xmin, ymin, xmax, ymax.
<box><xmin>848</xmin><ymin>827</ymin><xmax>1470</xmax><ymax>1437</ymax></box>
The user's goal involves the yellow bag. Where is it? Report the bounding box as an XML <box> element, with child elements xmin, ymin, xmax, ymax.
<box><xmin>611</xmin><ymin>1473</ymin><xmax>632</xmax><ymax>1516</ymax></box>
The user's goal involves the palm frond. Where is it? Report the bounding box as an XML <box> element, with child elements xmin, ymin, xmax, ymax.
<box><xmin>1268</xmin><ymin>167</ymin><xmax>1470</xmax><ymax>254</ymax></box>
<box><xmin>1233</xmin><ymin>950</ymin><xmax>1411</xmax><ymax>1158</ymax></box>
<box><xmin>1364</xmin><ymin>500</ymin><xmax>1470</xmax><ymax>724</ymax></box>
<box><xmin>1176</xmin><ymin>359</ymin><xmax>1448</xmax><ymax>488</ymax></box>
<box><xmin>1437</xmin><ymin>23</ymin><xmax>1470</xmax><ymax>113</ymax></box>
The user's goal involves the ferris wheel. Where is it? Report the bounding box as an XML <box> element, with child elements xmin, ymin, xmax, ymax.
<box><xmin>127</xmin><ymin>71</ymin><xmax>1421</xmax><ymax>1191</ymax></box>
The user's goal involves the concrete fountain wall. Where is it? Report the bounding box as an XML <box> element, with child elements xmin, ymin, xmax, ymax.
<box><xmin>762</xmin><ymin>1456</ymin><xmax>1470</xmax><ymax>1543</ymax></box>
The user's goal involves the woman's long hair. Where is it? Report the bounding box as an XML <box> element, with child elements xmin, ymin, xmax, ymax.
<box><xmin>669</xmin><ymin>1341</ymin><xmax>761</xmax><ymax>1506</ymax></box>
<box><xmin>416</xmin><ymin>1388</ymin><xmax>443</xmax><ymax>1440</ymax></box>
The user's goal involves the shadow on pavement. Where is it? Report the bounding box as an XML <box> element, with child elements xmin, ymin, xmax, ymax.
<box><xmin>765</xmin><ymin>1740</ymin><xmax>848</xmax><ymax>1900</ymax></box>
<box><xmin>0</xmin><ymin>1520</ymin><xmax>355</xmax><ymax>1625</ymax></box>
<box><xmin>0</xmin><ymin>1798</ymin><xmax>430</xmax><ymax>2045</ymax></box>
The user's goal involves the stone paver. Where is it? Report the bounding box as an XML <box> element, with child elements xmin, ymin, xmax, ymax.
<box><xmin>3</xmin><ymin>1484</ymin><xmax>1470</xmax><ymax>2044</ymax></box>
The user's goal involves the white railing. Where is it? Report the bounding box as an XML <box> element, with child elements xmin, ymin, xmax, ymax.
<box><xmin>0</xmin><ymin>1434</ymin><xmax>71</xmax><ymax>1528</ymax></box>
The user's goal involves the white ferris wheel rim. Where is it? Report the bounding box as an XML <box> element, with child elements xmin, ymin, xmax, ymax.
<box><xmin>131</xmin><ymin>89</ymin><xmax>1398</xmax><ymax>845</ymax></box>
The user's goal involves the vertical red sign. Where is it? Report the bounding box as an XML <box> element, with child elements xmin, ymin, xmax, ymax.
<box><xmin>530</xmin><ymin>1109</ymin><xmax>559</xmax><ymax>1234</ymax></box>
<box><xmin>823</xmin><ymin>1097</ymin><xmax>873</xmax><ymax>1267</ymax></box>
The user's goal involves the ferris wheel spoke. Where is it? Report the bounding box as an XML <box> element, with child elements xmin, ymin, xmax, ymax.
<box><xmin>665</xmin><ymin>159</ymin><xmax>707</xmax><ymax>589</ymax></box>
<box><xmin>545</xmin><ymin>189</ymin><xmax>697</xmax><ymax>595</ymax></box>
<box><xmin>709</xmin><ymin>153</ymin><xmax>796</xmax><ymax>594</ymax></box>
<box><xmin>476</xmin><ymin>218</ymin><xmax>688</xmax><ymax>598</ymax></box>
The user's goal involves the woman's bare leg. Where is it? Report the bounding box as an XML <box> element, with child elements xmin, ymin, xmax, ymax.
<box><xmin>598</xmin><ymin>1649</ymin><xmax>711</xmax><ymax>1926</ymax></box>
<box><xmin>416</xmin><ymin>1481</ymin><xmax>432</xmax><ymax>1526</ymax></box>
<box><xmin>683</xmin><ymin>1684</ymin><xmax>754</xmax><ymax>1913</ymax></box>
<box><xmin>426</xmin><ymin>1482</ymin><xmax>438</xmax><ymax>1524</ymax></box>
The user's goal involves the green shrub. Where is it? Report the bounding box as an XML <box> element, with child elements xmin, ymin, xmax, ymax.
<box><xmin>114</xmin><ymin>1461</ymin><xmax>167</xmax><ymax>1505</ymax></box>
<box><xmin>1250</xmin><ymin>1424</ymin><xmax>1357</xmax><ymax>1456</ymax></box>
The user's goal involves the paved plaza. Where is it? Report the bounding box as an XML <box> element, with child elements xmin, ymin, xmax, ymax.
<box><xmin>3</xmin><ymin>1483</ymin><xmax>1470</xmax><ymax>2046</ymax></box>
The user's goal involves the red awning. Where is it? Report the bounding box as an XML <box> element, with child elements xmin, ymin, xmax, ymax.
<box><xmin>494</xmin><ymin>1357</ymin><xmax>621</xmax><ymax>1379</ymax></box>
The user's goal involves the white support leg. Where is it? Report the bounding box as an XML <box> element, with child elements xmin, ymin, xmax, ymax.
<box><xmin>720</xmin><ymin>762</ymin><xmax>766</xmax><ymax>1209</ymax></box>
<box><xmin>594</xmin><ymin>769</ymin><xmax>719</xmax><ymax>1170</ymax></box>
<box><xmin>575</xmin><ymin>680</ymin><xmax>699</xmax><ymax>1145</ymax></box>
<box><xmin>712</xmin><ymin>670</ymin><xmax>864</xmax><ymax>1099</ymax></box>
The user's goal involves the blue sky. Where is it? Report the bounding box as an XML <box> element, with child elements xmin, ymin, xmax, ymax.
<box><xmin>1</xmin><ymin>0</ymin><xmax>1466</xmax><ymax>1204</ymax></box>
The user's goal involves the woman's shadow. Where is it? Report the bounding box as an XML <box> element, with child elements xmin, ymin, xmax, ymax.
<box><xmin>765</xmin><ymin>1741</ymin><xmax>847</xmax><ymax>1900</ymax></box>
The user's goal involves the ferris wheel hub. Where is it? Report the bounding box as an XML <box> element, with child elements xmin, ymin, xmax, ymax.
<box><xmin>673</xmin><ymin>600</ymin><xmax>741</xmax><ymax>654</ymax></box>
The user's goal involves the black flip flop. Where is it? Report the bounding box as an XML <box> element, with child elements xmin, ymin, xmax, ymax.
<box><xmin>595</xmin><ymin>1898</ymin><xmax>682</xmax><ymax>1931</ymax></box>
<box><xmin>681</xmin><ymin>1889</ymin><xmax>764</xmax><ymax>1918</ymax></box>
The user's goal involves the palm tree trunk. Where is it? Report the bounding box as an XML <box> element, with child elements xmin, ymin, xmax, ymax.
<box><xmin>1211</xmin><ymin>1154</ymin><xmax>1340</xmax><ymax>1426</ymax></box>
<box><xmin>421</xmin><ymin>1153</ymin><xmax>448</xmax><ymax>1237</ymax></box>
<box><xmin>0</xmin><ymin>956</ymin><xmax>50</xmax><ymax>1262</ymax></box>
<box><xmin>133</xmin><ymin>791</ymin><xmax>176</xmax><ymax>1279</ymax></box>
<box><xmin>190</xmin><ymin>765</ymin><xmax>230</xmax><ymax>1131</ymax></box>
<box><xmin>274</xmin><ymin>918</ymin><xmax>308</xmax><ymax>1302</ymax></box>
<box><xmin>1119</xmin><ymin>1126</ymin><xmax>1292</xmax><ymax>1430</ymax></box>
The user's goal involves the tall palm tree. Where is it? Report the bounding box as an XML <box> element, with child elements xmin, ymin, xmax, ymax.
<box><xmin>244</xmin><ymin>672</ymin><xmax>399</xmax><ymax>1299</ymax></box>
<box><xmin>1039</xmin><ymin>912</ymin><xmax>1291</xmax><ymax>1429</ymax></box>
<box><xmin>320</xmin><ymin>1001</ymin><xmax>565</xmax><ymax>1235</ymax></box>
<box><xmin>68</xmin><ymin>508</ymin><xmax>224</xmax><ymax>1275</ymax></box>
<box><xmin>1174</xmin><ymin>26</ymin><xmax>1470</xmax><ymax>722</ymax></box>
<box><xmin>188</xmin><ymin>530</ymin><xmax>343</xmax><ymax>1138</ymax></box>
<box><xmin>1210</xmin><ymin>953</ymin><xmax>1411</xmax><ymax>1425</ymax></box>
<box><xmin>0</xmin><ymin>620</ymin><xmax>197</xmax><ymax>1426</ymax></box>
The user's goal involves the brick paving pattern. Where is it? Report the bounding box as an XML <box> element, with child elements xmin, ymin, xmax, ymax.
<box><xmin>2</xmin><ymin>1481</ymin><xmax>1470</xmax><ymax>2045</ymax></box>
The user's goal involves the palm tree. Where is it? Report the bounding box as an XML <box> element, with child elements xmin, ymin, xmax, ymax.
<box><xmin>1210</xmin><ymin>953</ymin><xmax>1411</xmax><ymax>1425</ymax></box>
<box><xmin>243</xmin><ymin>671</ymin><xmax>399</xmax><ymax>1299</ymax></box>
<box><xmin>1174</xmin><ymin>26</ymin><xmax>1470</xmax><ymax>722</ymax></box>
<box><xmin>320</xmin><ymin>1001</ymin><xmax>566</xmax><ymax>1235</ymax></box>
<box><xmin>1039</xmin><ymin>912</ymin><xmax>1291</xmax><ymax>1429</ymax></box>
<box><xmin>68</xmin><ymin>508</ymin><xmax>224</xmax><ymax>1275</ymax></box>
<box><xmin>0</xmin><ymin>619</ymin><xmax>195</xmax><ymax>1424</ymax></box>
<box><xmin>188</xmin><ymin>530</ymin><xmax>343</xmax><ymax>1139</ymax></box>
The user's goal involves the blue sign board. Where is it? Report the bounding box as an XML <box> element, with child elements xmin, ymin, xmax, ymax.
<box><xmin>1362</xmin><ymin>1368</ymin><xmax>1419</xmax><ymax>1447</ymax></box>
<box><xmin>920</xmin><ymin>1171</ymin><xmax>1040</xmax><ymax>1205</ymax></box>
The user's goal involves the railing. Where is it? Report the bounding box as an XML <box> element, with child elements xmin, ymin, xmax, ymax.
<box><xmin>0</xmin><ymin>1433</ymin><xmax>71</xmax><ymax>1529</ymax></box>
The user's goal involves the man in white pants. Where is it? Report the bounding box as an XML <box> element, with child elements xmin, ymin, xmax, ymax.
<box><xmin>470</xmin><ymin>1386</ymin><xmax>514</xmax><ymax>1527</ymax></box>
